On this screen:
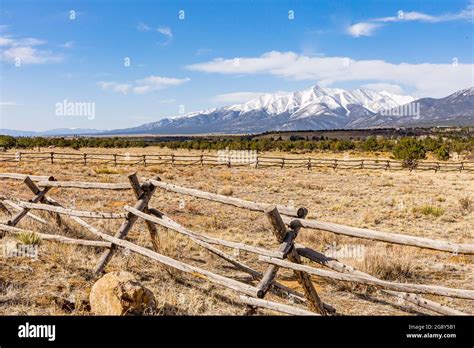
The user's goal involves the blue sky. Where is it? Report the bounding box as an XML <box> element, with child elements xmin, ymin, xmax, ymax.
<box><xmin>1</xmin><ymin>0</ymin><xmax>473</xmax><ymax>131</ymax></box>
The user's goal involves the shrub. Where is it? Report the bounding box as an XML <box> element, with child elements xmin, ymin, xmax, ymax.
<box><xmin>459</xmin><ymin>197</ymin><xmax>472</xmax><ymax>213</ymax></box>
<box><xmin>16</xmin><ymin>231</ymin><xmax>42</xmax><ymax>245</ymax></box>
<box><xmin>434</xmin><ymin>145</ymin><xmax>450</xmax><ymax>161</ymax></box>
<box><xmin>392</xmin><ymin>138</ymin><xmax>426</xmax><ymax>167</ymax></box>
<box><xmin>218</xmin><ymin>186</ymin><xmax>233</xmax><ymax>196</ymax></box>
<box><xmin>413</xmin><ymin>205</ymin><xmax>444</xmax><ymax>217</ymax></box>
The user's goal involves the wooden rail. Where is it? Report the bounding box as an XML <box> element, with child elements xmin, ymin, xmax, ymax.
<box><xmin>4</xmin><ymin>200</ymin><xmax>127</xmax><ymax>219</ymax></box>
<box><xmin>296</xmin><ymin>246</ymin><xmax>467</xmax><ymax>316</ymax></box>
<box><xmin>0</xmin><ymin>223</ymin><xmax>111</xmax><ymax>248</ymax></box>
<box><xmin>283</xmin><ymin>217</ymin><xmax>474</xmax><ymax>255</ymax></box>
<box><xmin>149</xmin><ymin>179</ymin><xmax>308</xmax><ymax>218</ymax></box>
<box><xmin>259</xmin><ymin>256</ymin><xmax>474</xmax><ymax>300</ymax></box>
<box><xmin>124</xmin><ymin>205</ymin><xmax>284</xmax><ymax>258</ymax></box>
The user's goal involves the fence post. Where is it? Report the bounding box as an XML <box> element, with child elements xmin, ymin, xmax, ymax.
<box><xmin>281</xmin><ymin>158</ymin><xmax>284</xmax><ymax>169</ymax></box>
<box><xmin>307</xmin><ymin>158</ymin><xmax>311</xmax><ymax>170</ymax></box>
<box><xmin>94</xmin><ymin>175</ymin><xmax>157</xmax><ymax>274</ymax></box>
<box><xmin>200</xmin><ymin>155</ymin><xmax>203</xmax><ymax>166</ymax></box>
<box><xmin>83</xmin><ymin>153</ymin><xmax>87</xmax><ymax>166</ymax></box>
<box><xmin>113</xmin><ymin>154</ymin><xmax>117</xmax><ymax>167</ymax></box>
<box><xmin>256</xmin><ymin>206</ymin><xmax>326</xmax><ymax>315</ymax></box>
<box><xmin>360</xmin><ymin>160</ymin><xmax>364</xmax><ymax>169</ymax></box>
<box><xmin>50</xmin><ymin>152</ymin><xmax>54</xmax><ymax>164</ymax></box>
<box><xmin>143</xmin><ymin>155</ymin><xmax>147</xmax><ymax>167</ymax></box>
<box><xmin>171</xmin><ymin>154</ymin><xmax>175</xmax><ymax>166</ymax></box>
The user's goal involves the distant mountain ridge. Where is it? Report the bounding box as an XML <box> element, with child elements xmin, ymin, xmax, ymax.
<box><xmin>0</xmin><ymin>128</ymin><xmax>103</xmax><ymax>137</ymax></box>
<box><xmin>103</xmin><ymin>85</ymin><xmax>418</xmax><ymax>135</ymax></box>
<box><xmin>2</xmin><ymin>86</ymin><xmax>473</xmax><ymax>136</ymax></box>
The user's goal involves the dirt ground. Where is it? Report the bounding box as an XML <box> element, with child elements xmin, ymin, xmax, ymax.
<box><xmin>0</xmin><ymin>148</ymin><xmax>473</xmax><ymax>315</ymax></box>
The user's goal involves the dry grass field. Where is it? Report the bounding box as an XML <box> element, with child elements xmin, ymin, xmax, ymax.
<box><xmin>0</xmin><ymin>148</ymin><xmax>473</xmax><ymax>315</ymax></box>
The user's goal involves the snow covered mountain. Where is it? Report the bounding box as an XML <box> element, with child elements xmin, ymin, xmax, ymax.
<box><xmin>104</xmin><ymin>85</ymin><xmax>416</xmax><ymax>134</ymax></box>
<box><xmin>5</xmin><ymin>86</ymin><xmax>472</xmax><ymax>137</ymax></box>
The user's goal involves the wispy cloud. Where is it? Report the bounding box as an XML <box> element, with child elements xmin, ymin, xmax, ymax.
<box><xmin>156</xmin><ymin>98</ymin><xmax>176</xmax><ymax>104</ymax></box>
<box><xmin>360</xmin><ymin>83</ymin><xmax>406</xmax><ymax>95</ymax></box>
<box><xmin>187</xmin><ymin>51</ymin><xmax>473</xmax><ymax>97</ymax></box>
<box><xmin>98</xmin><ymin>75</ymin><xmax>189</xmax><ymax>95</ymax></box>
<box><xmin>61</xmin><ymin>41</ymin><xmax>74</xmax><ymax>48</ymax></box>
<box><xmin>195</xmin><ymin>48</ymin><xmax>213</xmax><ymax>56</ymax></box>
<box><xmin>136</xmin><ymin>21</ymin><xmax>151</xmax><ymax>32</ymax></box>
<box><xmin>136</xmin><ymin>22</ymin><xmax>173</xmax><ymax>45</ymax></box>
<box><xmin>156</xmin><ymin>26</ymin><xmax>173</xmax><ymax>45</ymax></box>
<box><xmin>157</xmin><ymin>26</ymin><xmax>172</xmax><ymax>39</ymax></box>
<box><xmin>0</xmin><ymin>101</ymin><xmax>19</xmax><ymax>107</ymax></box>
<box><xmin>212</xmin><ymin>90</ymin><xmax>292</xmax><ymax>104</ymax></box>
<box><xmin>0</xmin><ymin>31</ymin><xmax>62</xmax><ymax>64</ymax></box>
<box><xmin>212</xmin><ymin>92</ymin><xmax>269</xmax><ymax>104</ymax></box>
<box><xmin>347</xmin><ymin>2</ymin><xmax>474</xmax><ymax>37</ymax></box>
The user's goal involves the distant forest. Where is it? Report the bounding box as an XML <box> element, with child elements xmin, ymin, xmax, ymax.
<box><xmin>1</xmin><ymin>131</ymin><xmax>473</xmax><ymax>162</ymax></box>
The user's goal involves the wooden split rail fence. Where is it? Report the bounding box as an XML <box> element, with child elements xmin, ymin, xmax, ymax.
<box><xmin>1</xmin><ymin>151</ymin><xmax>473</xmax><ymax>172</ymax></box>
<box><xmin>0</xmin><ymin>172</ymin><xmax>473</xmax><ymax>316</ymax></box>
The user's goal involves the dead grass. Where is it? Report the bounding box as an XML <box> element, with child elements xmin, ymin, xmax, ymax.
<box><xmin>355</xmin><ymin>245</ymin><xmax>417</xmax><ymax>282</ymax></box>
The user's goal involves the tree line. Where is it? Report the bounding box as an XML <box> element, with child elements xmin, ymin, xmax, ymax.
<box><xmin>0</xmin><ymin>134</ymin><xmax>472</xmax><ymax>162</ymax></box>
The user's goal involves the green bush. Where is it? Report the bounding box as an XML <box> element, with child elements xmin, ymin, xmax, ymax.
<box><xmin>392</xmin><ymin>138</ymin><xmax>426</xmax><ymax>167</ymax></box>
<box><xmin>434</xmin><ymin>145</ymin><xmax>450</xmax><ymax>161</ymax></box>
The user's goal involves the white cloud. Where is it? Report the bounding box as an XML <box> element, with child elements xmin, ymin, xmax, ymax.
<box><xmin>360</xmin><ymin>83</ymin><xmax>406</xmax><ymax>95</ymax></box>
<box><xmin>212</xmin><ymin>92</ymin><xmax>268</xmax><ymax>104</ymax></box>
<box><xmin>2</xmin><ymin>46</ymin><xmax>62</xmax><ymax>64</ymax></box>
<box><xmin>187</xmin><ymin>51</ymin><xmax>473</xmax><ymax>98</ymax></box>
<box><xmin>0</xmin><ymin>33</ymin><xmax>61</xmax><ymax>64</ymax></box>
<box><xmin>347</xmin><ymin>2</ymin><xmax>474</xmax><ymax>37</ymax></box>
<box><xmin>98</xmin><ymin>75</ymin><xmax>189</xmax><ymax>95</ymax></box>
<box><xmin>347</xmin><ymin>23</ymin><xmax>381</xmax><ymax>37</ymax></box>
<box><xmin>0</xmin><ymin>37</ymin><xmax>13</xmax><ymax>46</ymax></box>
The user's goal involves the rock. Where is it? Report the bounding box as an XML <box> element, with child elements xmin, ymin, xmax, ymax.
<box><xmin>89</xmin><ymin>271</ymin><xmax>155</xmax><ymax>315</ymax></box>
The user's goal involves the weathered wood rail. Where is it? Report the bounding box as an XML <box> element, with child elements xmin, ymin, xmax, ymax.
<box><xmin>1</xmin><ymin>151</ymin><xmax>473</xmax><ymax>172</ymax></box>
<box><xmin>0</xmin><ymin>172</ymin><xmax>472</xmax><ymax>316</ymax></box>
